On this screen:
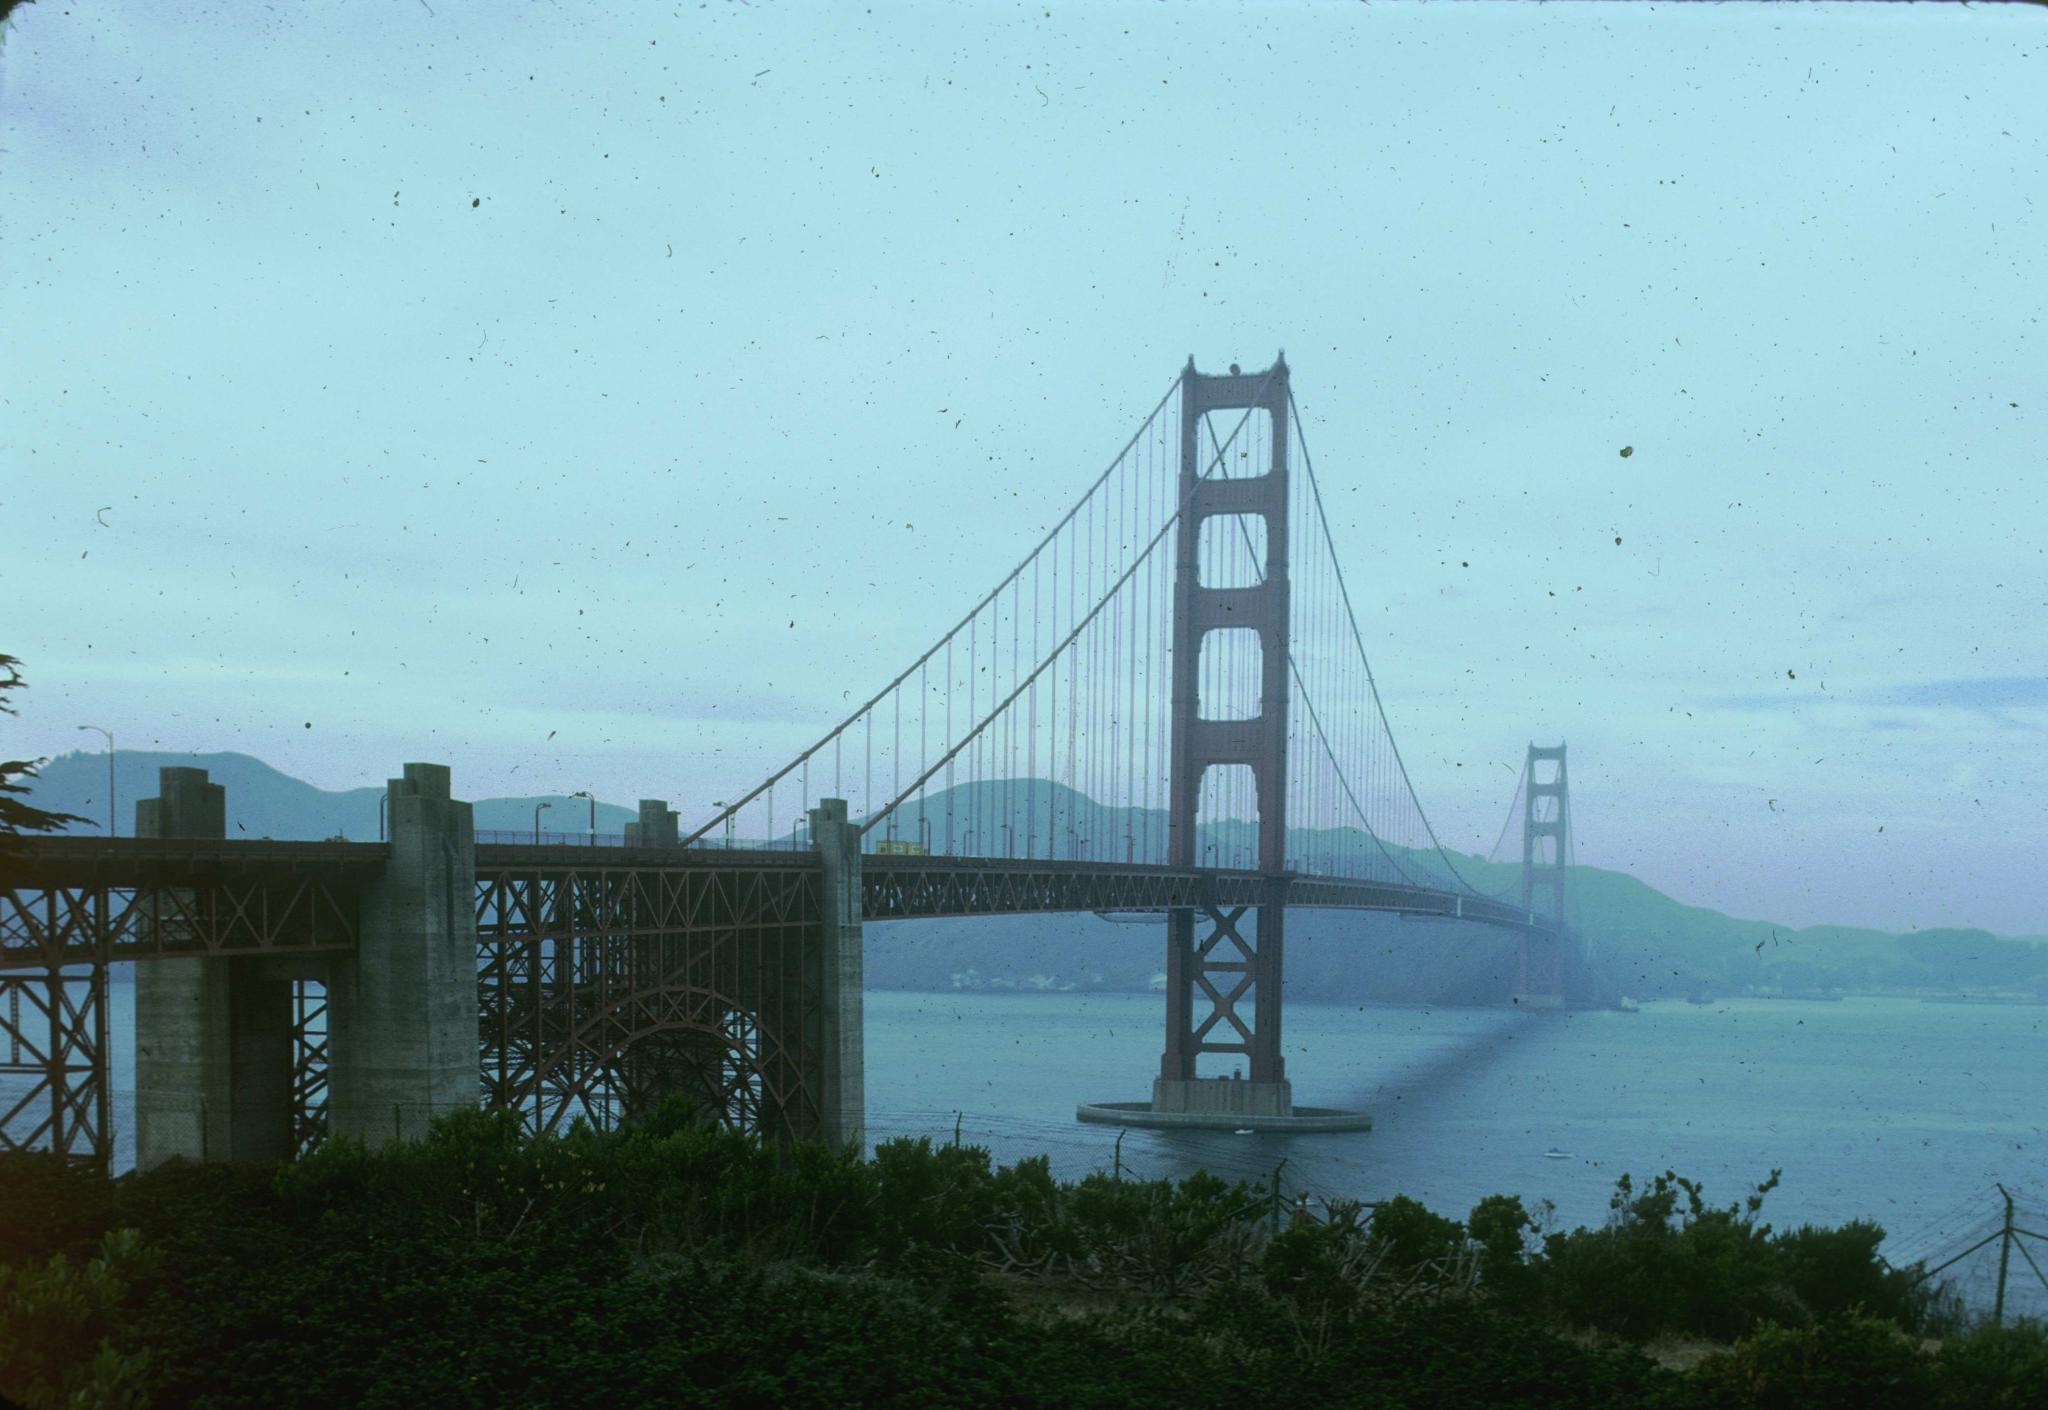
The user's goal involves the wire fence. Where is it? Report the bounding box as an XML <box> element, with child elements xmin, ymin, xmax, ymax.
<box><xmin>1886</xmin><ymin>1182</ymin><xmax>2048</xmax><ymax>1327</ymax></box>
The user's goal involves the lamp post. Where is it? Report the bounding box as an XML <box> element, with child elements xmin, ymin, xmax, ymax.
<box><xmin>570</xmin><ymin>789</ymin><xmax>595</xmax><ymax>841</ymax></box>
<box><xmin>76</xmin><ymin>726</ymin><xmax>113</xmax><ymax>837</ymax></box>
<box><xmin>533</xmin><ymin>800</ymin><xmax>552</xmax><ymax>844</ymax></box>
<box><xmin>378</xmin><ymin>792</ymin><xmax>388</xmax><ymax>841</ymax></box>
<box><xmin>918</xmin><ymin>815</ymin><xmax>932</xmax><ymax>854</ymax></box>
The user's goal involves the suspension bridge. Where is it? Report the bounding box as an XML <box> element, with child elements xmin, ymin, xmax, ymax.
<box><xmin>0</xmin><ymin>356</ymin><xmax>1576</xmax><ymax>1168</ymax></box>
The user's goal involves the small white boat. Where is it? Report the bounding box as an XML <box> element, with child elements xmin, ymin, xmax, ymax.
<box><xmin>1233</xmin><ymin>1128</ymin><xmax>1255</xmax><ymax>1135</ymax></box>
<box><xmin>1543</xmin><ymin>1149</ymin><xmax>1573</xmax><ymax>1160</ymax></box>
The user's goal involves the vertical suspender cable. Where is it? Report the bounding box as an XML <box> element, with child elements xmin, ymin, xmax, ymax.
<box><xmin>1029</xmin><ymin>554</ymin><xmax>1039</xmax><ymax>857</ymax></box>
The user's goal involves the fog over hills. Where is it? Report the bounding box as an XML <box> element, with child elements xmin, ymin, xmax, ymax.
<box><xmin>24</xmin><ymin>750</ymin><xmax>2048</xmax><ymax>1005</ymax></box>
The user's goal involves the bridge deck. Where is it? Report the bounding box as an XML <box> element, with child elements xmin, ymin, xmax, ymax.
<box><xmin>0</xmin><ymin>837</ymin><xmax>1544</xmax><ymax>969</ymax></box>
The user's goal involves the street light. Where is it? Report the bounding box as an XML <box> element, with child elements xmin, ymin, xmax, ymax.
<box><xmin>570</xmin><ymin>789</ymin><xmax>596</xmax><ymax>840</ymax></box>
<box><xmin>378</xmin><ymin>792</ymin><xmax>388</xmax><ymax>841</ymax></box>
<box><xmin>76</xmin><ymin>726</ymin><xmax>113</xmax><ymax>837</ymax></box>
<box><xmin>533</xmin><ymin>800</ymin><xmax>552</xmax><ymax>844</ymax></box>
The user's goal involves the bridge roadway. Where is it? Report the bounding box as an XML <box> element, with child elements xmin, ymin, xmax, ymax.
<box><xmin>0</xmin><ymin>835</ymin><xmax>1546</xmax><ymax>971</ymax></box>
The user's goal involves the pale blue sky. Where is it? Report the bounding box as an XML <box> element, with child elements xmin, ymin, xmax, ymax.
<box><xmin>3</xmin><ymin>2</ymin><xmax>2043</xmax><ymax>933</ymax></box>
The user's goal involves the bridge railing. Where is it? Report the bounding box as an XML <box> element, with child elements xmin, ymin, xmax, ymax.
<box><xmin>473</xmin><ymin>828</ymin><xmax>818</xmax><ymax>852</ymax></box>
<box><xmin>476</xmin><ymin>829</ymin><xmax>630</xmax><ymax>847</ymax></box>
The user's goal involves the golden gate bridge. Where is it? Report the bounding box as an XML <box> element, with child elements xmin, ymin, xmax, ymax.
<box><xmin>1</xmin><ymin>356</ymin><xmax>1575</xmax><ymax>1169</ymax></box>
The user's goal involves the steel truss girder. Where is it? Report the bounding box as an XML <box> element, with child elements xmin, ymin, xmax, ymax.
<box><xmin>0</xmin><ymin>866</ymin><xmax>362</xmax><ymax>974</ymax></box>
<box><xmin>859</xmin><ymin>855</ymin><xmax>1551</xmax><ymax>933</ymax></box>
<box><xmin>861</xmin><ymin>858</ymin><xmax>1262</xmax><ymax>919</ymax></box>
<box><xmin>474</xmin><ymin>860</ymin><xmax>825</xmax><ymax>1147</ymax></box>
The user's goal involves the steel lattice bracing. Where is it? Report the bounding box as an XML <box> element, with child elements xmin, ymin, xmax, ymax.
<box><xmin>473</xmin><ymin>848</ymin><xmax>827</xmax><ymax>1146</ymax></box>
<box><xmin>290</xmin><ymin>979</ymin><xmax>331</xmax><ymax>1159</ymax></box>
<box><xmin>0</xmin><ymin>967</ymin><xmax>110</xmax><ymax>1170</ymax></box>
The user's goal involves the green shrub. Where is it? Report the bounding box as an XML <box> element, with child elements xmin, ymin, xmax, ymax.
<box><xmin>1538</xmin><ymin>1169</ymin><xmax>1797</xmax><ymax>1340</ymax></box>
<box><xmin>1468</xmin><ymin>1193</ymin><xmax>1540</xmax><ymax>1308</ymax></box>
<box><xmin>870</xmin><ymin>1134</ymin><xmax>1000</xmax><ymax>1265</ymax></box>
<box><xmin>1689</xmin><ymin>1313</ymin><xmax>1931</xmax><ymax>1410</ymax></box>
<box><xmin>1262</xmin><ymin>1200</ymin><xmax>1377</xmax><ymax>1314</ymax></box>
<box><xmin>0</xmin><ymin>1227</ymin><xmax>154</xmax><ymax>1410</ymax></box>
<box><xmin>1063</xmin><ymin>1168</ymin><xmax>1265</xmax><ymax>1300</ymax></box>
<box><xmin>1367</xmin><ymin>1193</ymin><xmax>1466</xmax><ymax>1271</ymax></box>
<box><xmin>1931</xmin><ymin>1320</ymin><xmax>2048</xmax><ymax>1410</ymax></box>
<box><xmin>1772</xmin><ymin>1219</ymin><xmax>1917</xmax><ymax>1326</ymax></box>
<box><xmin>1</xmin><ymin>1123</ymin><xmax>1977</xmax><ymax>1407</ymax></box>
<box><xmin>0</xmin><ymin>1151</ymin><xmax>112</xmax><ymax>1265</ymax></box>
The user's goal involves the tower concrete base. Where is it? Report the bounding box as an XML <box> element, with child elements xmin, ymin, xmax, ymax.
<box><xmin>1152</xmin><ymin>1076</ymin><xmax>1294</xmax><ymax>1118</ymax></box>
<box><xmin>1077</xmin><ymin>1075</ymin><xmax>1369</xmax><ymax>1132</ymax></box>
<box><xmin>1075</xmin><ymin>1099</ymin><xmax>1371</xmax><ymax>1133</ymax></box>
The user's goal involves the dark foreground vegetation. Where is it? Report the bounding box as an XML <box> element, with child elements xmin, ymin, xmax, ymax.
<box><xmin>3</xmin><ymin>1106</ymin><xmax>2043</xmax><ymax>1409</ymax></box>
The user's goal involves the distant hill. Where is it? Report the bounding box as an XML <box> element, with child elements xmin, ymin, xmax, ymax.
<box><xmin>18</xmin><ymin>751</ymin><xmax>2047</xmax><ymax>1005</ymax></box>
<box><xmin>23</xmin><ymin>749</ymin><xmax>641</xmax><ymax>842</ymax></box>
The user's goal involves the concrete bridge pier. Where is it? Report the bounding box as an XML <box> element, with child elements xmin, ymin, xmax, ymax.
<box><xmin>809</xmin><ymin>798</ymin><xmax>864</xmax><ymax>1151</ymax></box>
<box><xmin>325</xmin><ymin>763</ymin><xmax>480</xmax><ymax>1146</ymax></box>
<box><xmin>135</xmin><ymin>767</ymin><xmax>295</xmax><ymax>1168</ymax></box>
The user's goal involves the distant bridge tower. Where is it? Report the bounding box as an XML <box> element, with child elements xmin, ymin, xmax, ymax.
<box><xmin>1156</xmin><ymin>355</ymin><xmax>1296</xmax><ymax>1119</ymax></box>
<box><xmin>1516</xmin><ymin>743</ymin><xmax>1569</xmax><ymax>1006</ymax></box>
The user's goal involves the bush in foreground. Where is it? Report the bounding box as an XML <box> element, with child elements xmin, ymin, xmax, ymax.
<box><xmin>0</xmin><ymin>1106</ymin><xmax>1997</xmax><ymax>1409</ymax></box>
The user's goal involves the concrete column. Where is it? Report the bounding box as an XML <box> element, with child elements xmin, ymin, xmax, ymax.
<box><xmin>624</xmin><ymin>799</ymin><xmax>678</xmax><ymax>847</ymax></box>
<box><xmin>809</xmin><ymin>798</ymin><xmax>864</xmax><ymax>1150</ymax></box>
<box><xmin>326</xmin><ymin>763</ymin><xmax>479</xmax><ymax>1145</ymax></box>
<box><xmin>135</xmin><ymin>768</ymin><xmax>294</xmax><ymax>1167</ymax></box>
